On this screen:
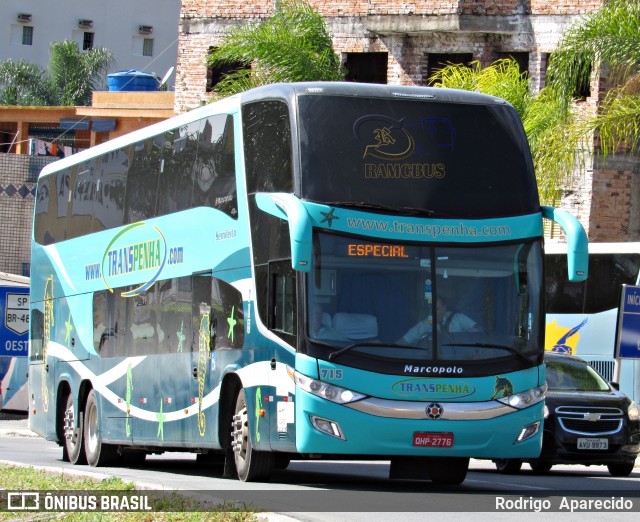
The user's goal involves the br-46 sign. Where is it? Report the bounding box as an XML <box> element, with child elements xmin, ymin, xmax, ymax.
<box><xmin>6</xmin><ymin>293</ymin><xmax>29</xmax><ymax>335</ymax></box>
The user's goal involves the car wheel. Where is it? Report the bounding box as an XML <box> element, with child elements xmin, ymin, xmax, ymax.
<box><xmin>607</xmin><ymin>461</ymin><xmax>635</xmax><ymax>477</ymax></box>
<box><xmin>529</xmin><ymin>459</ymin><xmax>553</xmax><ymax>473</ymax></box>
<box><xmin>495</xmin><ymin>459</ymin><xmax>522</xmax><ymax>474</ymax></box>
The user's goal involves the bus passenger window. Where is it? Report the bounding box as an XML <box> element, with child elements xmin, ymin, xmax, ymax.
<box><xmin>211</xmin><ymin>278</ymin><xmax>244</xmax><ymax>349</ymax></box>
<box><xmin>34</xmin><ymin>177</ymin><xmax>54</xmax><ymax>245</ymax></box>
<box><xmin>94</xmin><ymin>291</ymin><xmax>117</xmax><ymax>356</ymax></box>
<box><xmin>269</xmin><ymin>261</ymin><xmax>297</xmax><ymax>343</ymax></box>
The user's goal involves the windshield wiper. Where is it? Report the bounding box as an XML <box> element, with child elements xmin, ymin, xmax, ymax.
<box><xmin>397</xmin><ymin>206</ymin><xmax>451</xmax><ymax>217</ymax></box>
<box><xmin>442</xmin><ymin>342</ymin><xmax>533</xmax><ymax>366</ymax></box>
<box><xmin>316</xmin><ymin>201</ymin><xmax>442</xmax><ymax>217</ymax></box>
<box><xmin>328</xmin><ymin>342</ymin><xmax>429</xmax><ymax>361</ymax></box>
<box><xmin>327</xmin><ymin>201</ymin><xmax>394</xmax><ymax>213</ymax></box>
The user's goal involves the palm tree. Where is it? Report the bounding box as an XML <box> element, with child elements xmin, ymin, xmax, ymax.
<box><xmin>0</xmin><ymin>60</ymin><xmax>54</xmax><ymax>105</ymax></box>
<box><xmin>547</xmin><ymin>0</ymin><xmax>640</xmax><ymax>158</ymax></box>
<box><xmin>0</xmin><ymin>40</ymin><xmax>113</xmax><ymax>106</ymax></box>
<box><xmin>48</xmin><ymin>40</ymin><xmax>114</xmax><ymax>106</ymax></box>
<box><xmin>429</xmin><ymin>59</ymin><xmax>576</xmax><ymax>204</ymax></box>
<box><xmin>207</xmin><ymin>0</ymin><xmax>345</xmax><ymax>96</ymax></box>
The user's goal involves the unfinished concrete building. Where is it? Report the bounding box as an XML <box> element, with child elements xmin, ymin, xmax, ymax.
<box><xmin>176</xmin><ymin>0</ymin><xmax>639</xmax><ymax>242</ymax></box>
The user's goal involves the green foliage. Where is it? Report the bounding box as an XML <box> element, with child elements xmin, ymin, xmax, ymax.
<box><xmin>548</xmin><ymin>0</ymin><xmax>640</xmax><ymax>102</ymax></box>
<box><xmin>429</xmin><ymin>59</ymin><xmax>576</xmax><ymax>204</ymax></box>
<box><xmin>0</xmin><ymin>40</ymin><xmax>113</xmax><ymax>106</ymax></box>
<box><xmin>0</xmin><ymin>60</ymin><xmax>54</xmax><ymax>105</ymax></box>
<box><xmin>429</xmin><ymin>59</ymin><xmax>531</xmax><ymax>116</ymax></box>
<box><xmin>49</xmin><ymin>40</ymin><xmax>114</xmax><ymax>106</ymax></box>
<box><xmin>548</xmin><ymin>0</ymin><xmax>640</xmax><ymax>160</ymax></box>
<box><xmin>207</xmin><ymin>0</ymin><xmax>345</xmax><ymax>96</ymax></box>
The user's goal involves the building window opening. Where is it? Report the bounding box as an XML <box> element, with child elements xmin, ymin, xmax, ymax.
<box><xmin>83</xmin><ymin>32</ymin><xmax>94</xmax><ymax>51</ymax></box>
<box><xmin>344</xmin><ymin>52</ymin><xmax>388</xmax><ymax>84</ymax></box>
<box><xmin>22</xmin><ymin>26</ymin><xmax>33</xmax><ymax>46</ymax></box>
<box><xmin>206</xmin><ymin>47</ymin><xmax>246</xmax><ymax>92</ymax></box>
<box><xmin>143</xmin><ymin>38</ymin><xmax>154</xmax><ymax>57</ymax></box>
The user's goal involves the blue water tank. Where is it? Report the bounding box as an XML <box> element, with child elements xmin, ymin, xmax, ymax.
<box><xmin>107</xmin><ymin>70</ymin><xmax>160</xmax><ymax>92</ymax></box>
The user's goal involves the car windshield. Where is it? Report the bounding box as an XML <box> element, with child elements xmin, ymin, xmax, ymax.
<box><xmin>306</xmin><ymin>231</ymin><xmax>543</xmax><ymax>365</ymax></box>
<box><xmin>545</xmin><ymin>358</ymin><xmax>611</xmax><ymax>391</ymax></box>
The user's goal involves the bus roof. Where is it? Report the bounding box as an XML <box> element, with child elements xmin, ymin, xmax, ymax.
<box><xmin>545</xmin><ymin>241</ymin><xmax>640</xmax><ymax>255</ymax></box>
<box><xmin>239</xmin><ymin>81</ymin><xmax>513</xmax><ymax>107</ymax></box>
<box><xmin>0</xmin><ymin>272</ymin><xmax>29</xmax><ymax>287</ymax></box>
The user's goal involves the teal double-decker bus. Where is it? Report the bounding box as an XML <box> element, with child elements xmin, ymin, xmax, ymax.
<box><xmin>28</xmin><ymin>82</ymin><xmax>588</xmax><ymax>484</ymax></box>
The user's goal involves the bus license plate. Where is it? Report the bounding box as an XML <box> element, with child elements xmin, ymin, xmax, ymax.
<box><xmin>577</xmin><ymin>438</ymin><xmax>608</xmax><ymax>450</ymax></box>
<box><xmin>413</xmin><ymin>432</ymin><xmax>454</xmax><ymax>447</ymax></box>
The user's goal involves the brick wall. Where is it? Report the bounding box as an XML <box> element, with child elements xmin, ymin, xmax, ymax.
<box><xmin>176</xmin><ymin>0</ymin><xmax>605</xmax><ymax>112</ymax></box>
<box><xmin>0</xmin><ymin>154</ymin><xmax>57</xmax><ymax>275</ymax></box>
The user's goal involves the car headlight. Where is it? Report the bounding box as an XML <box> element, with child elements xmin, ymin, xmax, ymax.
<box><xmin>629</xmin><ymin>401</ymin><xmax>639</xmax><ymax>421</ymax></box>
<box><xmin>294</xmin><ymin>372</ymin><xmax>367</xmax><ymax>404</ymax></box>
<box><xmin>496</xmin><ymin>384</ymin><xmax>547</xmax><ymax>410</ymax></box>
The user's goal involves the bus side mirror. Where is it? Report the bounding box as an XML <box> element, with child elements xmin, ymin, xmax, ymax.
<box><xmin>542</xmin><ymin>206</ymin><xmax>588</xmax><ymax>282</ymax></box>
<box><xmin>255</xmin><ymin>193</ymin><xmax>312</xmax><ymax>272</ymax></box>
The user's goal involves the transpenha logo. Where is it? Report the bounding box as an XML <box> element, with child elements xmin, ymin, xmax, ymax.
<box><xmin>354</xmin><ymin>115</ymin><xmax>415</xmax><ymax>161</ymax></box>
<box><xmin>392</xmin><ymin>378</ymin><xmax>475</xmax><ymax>399</ymax></box>
<box><xmin>101</xmin><ymin>222</ymin><xmax>168</xmax><ymax>297</ymax></box>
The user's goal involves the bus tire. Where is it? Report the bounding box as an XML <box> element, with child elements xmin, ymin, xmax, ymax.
<box><xmin>429</xmin><ymin>457</ymin><xmax>469</xmax><ymax>485</ymax></box>
<box><xmin>495</xmin><ymin>458</ymin><xmax>522</xmax><ymax>474</ymax></box>
<box><xmin>83</xmin><ymin>389</ymin><xmax>117</xmax><ymax>467</ymax></box>
<box><xmin>63</xmin><ymin>393</ymin><xmax>86</xmax><ymax>465</ymax></box>
<box><xmin>231</xmin><ymin>388</ymin><xmax>273</xmax><ymax>482</ymax></box>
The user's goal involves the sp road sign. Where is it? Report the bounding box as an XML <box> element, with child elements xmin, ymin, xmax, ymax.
<box><xmin>5</xmin><ymin>292</ymin><xmax>29</xmax><ymax>335</ymax></box>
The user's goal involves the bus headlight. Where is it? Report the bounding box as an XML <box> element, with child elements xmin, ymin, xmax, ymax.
<box><xmin>496</xmin><ymin>384</ymin><xmax>546</xmax><ymax>409</ymax></box>
<box><xmin>294</xmin><ymin>372</ymin><xmax>367</xmax><ymax>404</ymax></box>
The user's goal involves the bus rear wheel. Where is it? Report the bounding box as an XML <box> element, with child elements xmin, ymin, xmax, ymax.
<box><xmin>63</xmin><ymin>393</ymin><xmax>86</xmax><ymax>465</ymax></box>
<box><xmin>84</xmin><ymin>389</ymin><xmax>117</xmax><ymax>467</ymax></box>
<box><xmin>231</xmin><ymin>388</ymin><xmax>273</xmax><ymax>482</ymax></box>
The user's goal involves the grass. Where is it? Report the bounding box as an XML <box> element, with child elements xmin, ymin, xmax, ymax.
<box><xmin>0</xmin><ymin>464</ymin><xmax>257</xmax><ymax>521</ymax></box>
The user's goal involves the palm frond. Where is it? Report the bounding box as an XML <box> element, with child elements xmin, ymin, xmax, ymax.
<box><xmin>548</xmin><ymin>0</ymin><xmax>640</xmax><ymax>101</ymax></box>
<box><xmin>0</xmin><ymin>59</ymin><xmax>53</xmax><ymax>105</ymax></box>
<box><xmin>207</xmin><ymin>0</ymin><xmax>344</xmax><ymax>95</ymax></box>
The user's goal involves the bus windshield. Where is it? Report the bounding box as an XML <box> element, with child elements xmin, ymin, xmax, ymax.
<box><xmin>307</xmin><ymin>232</ymin><xmax>543</xmax><ymax>367</ymax></box>
<box><xmin>297</xmin><ymin>94</ymin><xmax>538</xmax><ymax>218</ymax></box>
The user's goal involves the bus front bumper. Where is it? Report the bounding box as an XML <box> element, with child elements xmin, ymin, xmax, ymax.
<box><xmin>295</xmin><ymin>391</ymin><xmax>544</xmax><ymax>459</ymax></box>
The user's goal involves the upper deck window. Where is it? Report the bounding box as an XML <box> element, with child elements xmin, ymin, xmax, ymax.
<box><xmin>34</xmin><ymin>113</ymin><xmax>237</xmax><ymax>245</ymax></box>
<box><xmin>297</xmin><ymin>95</ymin><xmax>538</xmax><ymax>218</ymax></box>
<box><xmin>242</xmin><ymin>100</ymin><xmax>293</xmax><ymax>195</ymax></box>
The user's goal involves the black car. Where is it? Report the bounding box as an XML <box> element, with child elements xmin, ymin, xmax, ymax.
<box><xmin>495</xmin><ymin>353</ymin><xmax>640</xmax><ymax>476</ymax></box>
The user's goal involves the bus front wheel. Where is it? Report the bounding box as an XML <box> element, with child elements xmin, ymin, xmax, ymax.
<box><xmin>231</xmin><ymin>388</ymin><xmax>273</xmax><ymax>482</ymax></box>
<box><xmin>429</xmin><ymin>457</ymin><xmax>469</xmax><ymax>485</ymax></box>
<box><xmin>84</xmin><ymin>389</ymin><xmax>117</xmax><ymax>467</ymax></box>
<box><xmin>63</xmin><ymin>393</ymin><xmax>86</xmax><ymax>465</ymax></box>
